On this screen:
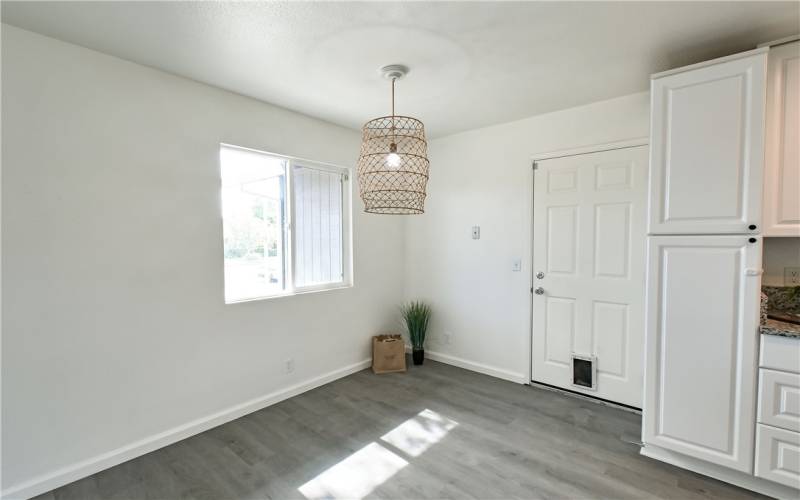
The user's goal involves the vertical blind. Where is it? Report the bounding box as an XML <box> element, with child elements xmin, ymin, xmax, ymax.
<box><xmin>293</xmin><ymin>164</ymin><xmax>344</xmax><ymax>287</ymax></box>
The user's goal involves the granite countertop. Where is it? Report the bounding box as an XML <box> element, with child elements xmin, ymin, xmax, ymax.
<box><xmin>760</xmin><ymin>286</ymin><xmax>800</xmax><ymax>338</ymax></box>
<box><xmin>760</xmin><ymin>318</ymin><xmax>800</xmax><ymax>338</ymax></box>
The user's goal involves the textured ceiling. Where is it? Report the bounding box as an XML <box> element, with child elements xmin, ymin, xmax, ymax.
<box><xmin>2</xmin><ymin>1</ymin><xmax>799</xmax><ymax>137</ymax></box>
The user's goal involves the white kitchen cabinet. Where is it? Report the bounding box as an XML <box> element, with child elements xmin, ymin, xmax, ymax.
<box><xmin>642</xmin><ymin>43</ymin><xmax>800</xmax><ymax>498</ymax></box>
<box><xmin>763</xmin><ymin>40</ymin><xmax>800</xmax><ymax>237</ymax></box>
<box><xmin>758</xmin><ymin>368</ymin><xmax>800</xmax><ymax>433</ymax></box>
<box><xmin>642</xmin><ymin>235</ymin><xmax>762</xmax><ymax>472</ymax></box>
<box><xmin>755</xmin><ymin>424</ymin><xmax>800</xmax><ymax>489</ymax></box>
<box><xmin>755</xmin><ymin>335</ymin><xmax>800</xmax><ymax>492</ymax></box>
<box><xmin>648</xmin><ymin>49</ymin><xmax>768</xmax><ymax>235</ymax></box>
<box><xmin>761</xmin><ymin>333</ymin><xmax>800</xmax><ymax>373</ymax></box>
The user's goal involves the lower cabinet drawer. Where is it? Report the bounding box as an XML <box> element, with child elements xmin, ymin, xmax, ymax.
<box><xmin>760</xmin><ymin>334</ymin><xmax>800</xmax><ymax>373</ymax></box>
<box><xmin>755</xmin><ymin>424</ymin><xmax>800</xmax><ymax>489</ymax></box>
<box><xmin>759</xmin><ymin>368</ymin><xmax>800</xmax><ymax>432</ymax></box>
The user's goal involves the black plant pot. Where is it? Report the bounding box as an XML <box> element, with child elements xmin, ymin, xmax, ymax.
<box><xmin>412</xmin><ymin>349</ymin><xmax>424</xmax><ymax>365</ymax></box>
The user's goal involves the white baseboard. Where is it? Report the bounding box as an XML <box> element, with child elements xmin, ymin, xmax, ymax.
<box><xmin>425</xmin><ymin>350</ymin><xmax>528</xmax><ymax>384</ymax></box>
<box><xmin>1</xmin><ymin>359</ymin><xmax>372</xmax><ymax>500</ymax></box>
<box><xmin>641</xmin><ymin>444</ymin><xmax>799</xmax><ymax>499</ymax></box>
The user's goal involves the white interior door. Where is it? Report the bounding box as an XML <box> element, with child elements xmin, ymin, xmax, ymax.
<box><xmin>532</xmin><ymin>145</ymin><xmax>648</xmax><ymax>408</ymax></box>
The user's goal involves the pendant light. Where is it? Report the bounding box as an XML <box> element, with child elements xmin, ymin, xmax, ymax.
<box><xmin>357</xmin><ymin>65</ymin><xmax>430</xmax><ymax>214</ymax></box>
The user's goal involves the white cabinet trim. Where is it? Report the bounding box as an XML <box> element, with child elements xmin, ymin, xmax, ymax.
<box><xmin>652</xmin><ymin>47</ymin><xmax>768</xmax><ymax>79</ymax></box>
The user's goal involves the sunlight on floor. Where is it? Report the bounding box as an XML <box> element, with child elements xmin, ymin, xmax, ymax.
<box><xmin>298</xmin><ymin>442</ymin><xmax>408</xmax><ymax>499</ymax></box>
<box><xmin>298</xmin><ymin>409</ymin><xmax>458</xmax><ymax>499</ymax></box>
<box><xmin>380</xmin><ymin>408</ymin><xmax>459</xmax><ymax>457</ymax></box>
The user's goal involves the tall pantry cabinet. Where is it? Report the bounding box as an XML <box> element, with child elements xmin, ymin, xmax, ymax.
<box><xmin>642</xmin><ymin>40</ymin><xmax>800</xmax><ymax>499</ymax></box>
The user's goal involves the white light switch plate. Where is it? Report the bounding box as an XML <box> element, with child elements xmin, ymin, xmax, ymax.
<box><xmin>786</xmin><ymin>267</ymin><xmax>800</xmax><ymax>286</ymax></box>
<box><xmin>512</xmin><ymin>259</ymin><xmax>522</xmax><ymax>272</ymax></box>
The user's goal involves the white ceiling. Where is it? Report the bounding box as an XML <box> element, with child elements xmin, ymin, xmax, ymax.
<box><xmin>2</xmin><ymin>1</ymin><xmax>799</xmax><ymax>138</ymax></box>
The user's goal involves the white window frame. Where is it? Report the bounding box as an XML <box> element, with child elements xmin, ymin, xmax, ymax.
<box><xmin>221</xmin><ymin>143</ymin><xmax>352</xmax><ymax>303</ymax></box>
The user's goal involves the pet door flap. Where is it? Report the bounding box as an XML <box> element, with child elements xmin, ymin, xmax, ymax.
<box><xmin>571</xmin><ymin>354</ymin><xmax>597</xmax><ymax>390</ymax></box>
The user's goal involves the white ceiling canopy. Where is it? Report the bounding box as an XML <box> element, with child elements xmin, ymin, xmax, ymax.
<box><xmin>2</xmin><ymin>1</ymin><xmax>798</xmax><ymax>137</ymax></box>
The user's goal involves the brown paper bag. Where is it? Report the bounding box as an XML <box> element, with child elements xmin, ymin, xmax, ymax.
<box><xmin>372</xmin><ymin>334</ymin><xmax>407</xmax><ymax>374</ymax></box>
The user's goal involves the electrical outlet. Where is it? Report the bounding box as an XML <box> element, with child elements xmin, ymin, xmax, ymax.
<box><xmin>472</xmin><ymin>226</ymin><xmax>480</xmax><ymax>239</ymax></box>
<box><xmin>285</xmin><ymin>358</ymin><xmax>295</xmax><ymax>374</ymax></box>
<box><xmin>443</xmin><ymin>332</ymin><xmax>452</xmax><ymax>345</ymax></box>
<box><xmin>512</xmin><ymin>259</ymin><xmax>522</xmax><ymax>272</ymax></box>
<box><xmin>786</xmin><ymin>267</ymin><xmax>800</xmax><ymax>286</ymax></box>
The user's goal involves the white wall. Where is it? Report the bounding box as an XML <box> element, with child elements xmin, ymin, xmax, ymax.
<box><xmin>404</xmin><ymin>92</ymin><xmax>650</xmax><ymax>383</ymax></box>
<box><xmin>763</xmin><ymin>237</ymin><xmax>800</xmax><ymax>286</ymax></box>
<box><xmin>1</xmin><ymin>25</ymin><xmax>405</xmax><ymax>497</ymax></box>
<box><xmin>2</xmin><ymin>22</ymin><xmax>653</xmax><ymax>497</ymax></box>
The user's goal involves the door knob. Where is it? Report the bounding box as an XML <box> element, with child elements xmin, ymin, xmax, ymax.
<box><xmin>534</xmin><ymin>287</ymin><xmax>545</xmax><ymax>295</ymax></box>
<box><xmin>536</xmin><ymin>272</ymin><xmax>545</xmax><ymax>279</ymax></box>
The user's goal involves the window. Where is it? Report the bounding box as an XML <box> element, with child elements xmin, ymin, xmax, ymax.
<box><xmin>220</xmin><ymin>144</ymin><xmax>350</xmax><ymax>303</ymax></box>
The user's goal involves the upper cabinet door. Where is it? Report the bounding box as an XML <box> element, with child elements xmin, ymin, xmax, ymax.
<box><xmin>649</xmin><ymin>50</ymin><xmax>768</xmax><ymax>235</ymax></box>
<box><xmin>764</xmin><ymin>41</ymin><xmax>800</xmax><ymax>237</ymax></box>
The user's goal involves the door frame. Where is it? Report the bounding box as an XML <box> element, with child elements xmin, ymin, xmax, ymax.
<box><xmin>526</xmin><ymin>137</ymin><xmax>649</xmax><ymax>385</ymax></box>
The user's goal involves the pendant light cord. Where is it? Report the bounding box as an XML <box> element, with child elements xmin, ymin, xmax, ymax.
<box><xmin>391</xmin><ymin>78</ymin><xmax>396</xmax><ymax>146</ymax></box>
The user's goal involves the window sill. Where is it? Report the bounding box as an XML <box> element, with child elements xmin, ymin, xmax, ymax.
<box><xmin>224</xmin><ymin>283</ymin><xmax>353</xmax><ymax>305</ymax></box>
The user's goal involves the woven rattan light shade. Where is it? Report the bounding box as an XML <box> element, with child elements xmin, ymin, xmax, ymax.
<box><xmin>357</xmin><ymin>115</ymin><xmax>430</xmax><ymax>214</ymax></box>
<box><xmin>357</xmin><ymin>66</ymin><xmax>430</xmax><ymax>215</ymax></box>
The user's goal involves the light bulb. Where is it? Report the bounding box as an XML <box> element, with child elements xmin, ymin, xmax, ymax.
<box><xmin>386</xmin><ymin>152</ymin><xmax>401</xmax><ymax>168</ymax></box>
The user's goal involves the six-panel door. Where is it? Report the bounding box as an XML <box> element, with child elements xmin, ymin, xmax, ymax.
<box><xmin>642</xmin><ymin>235</ymin><xmax>762</xmax><ymax>472</ymax></box>
<box><xmin>532</xmin><ymin>146</ymin><xmax>648</xmax><ymax>408</ymax></box>
<box><xmin>648</xmin><ymin>50</ymin><xmax>767</xmax><ymax>235</ymax></box>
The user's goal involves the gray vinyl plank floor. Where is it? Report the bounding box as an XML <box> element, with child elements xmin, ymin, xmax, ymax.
<box><xmin>36</xmin><ymin>359</ymin><xmax>764</xmax><ymax>500</ymax></box>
